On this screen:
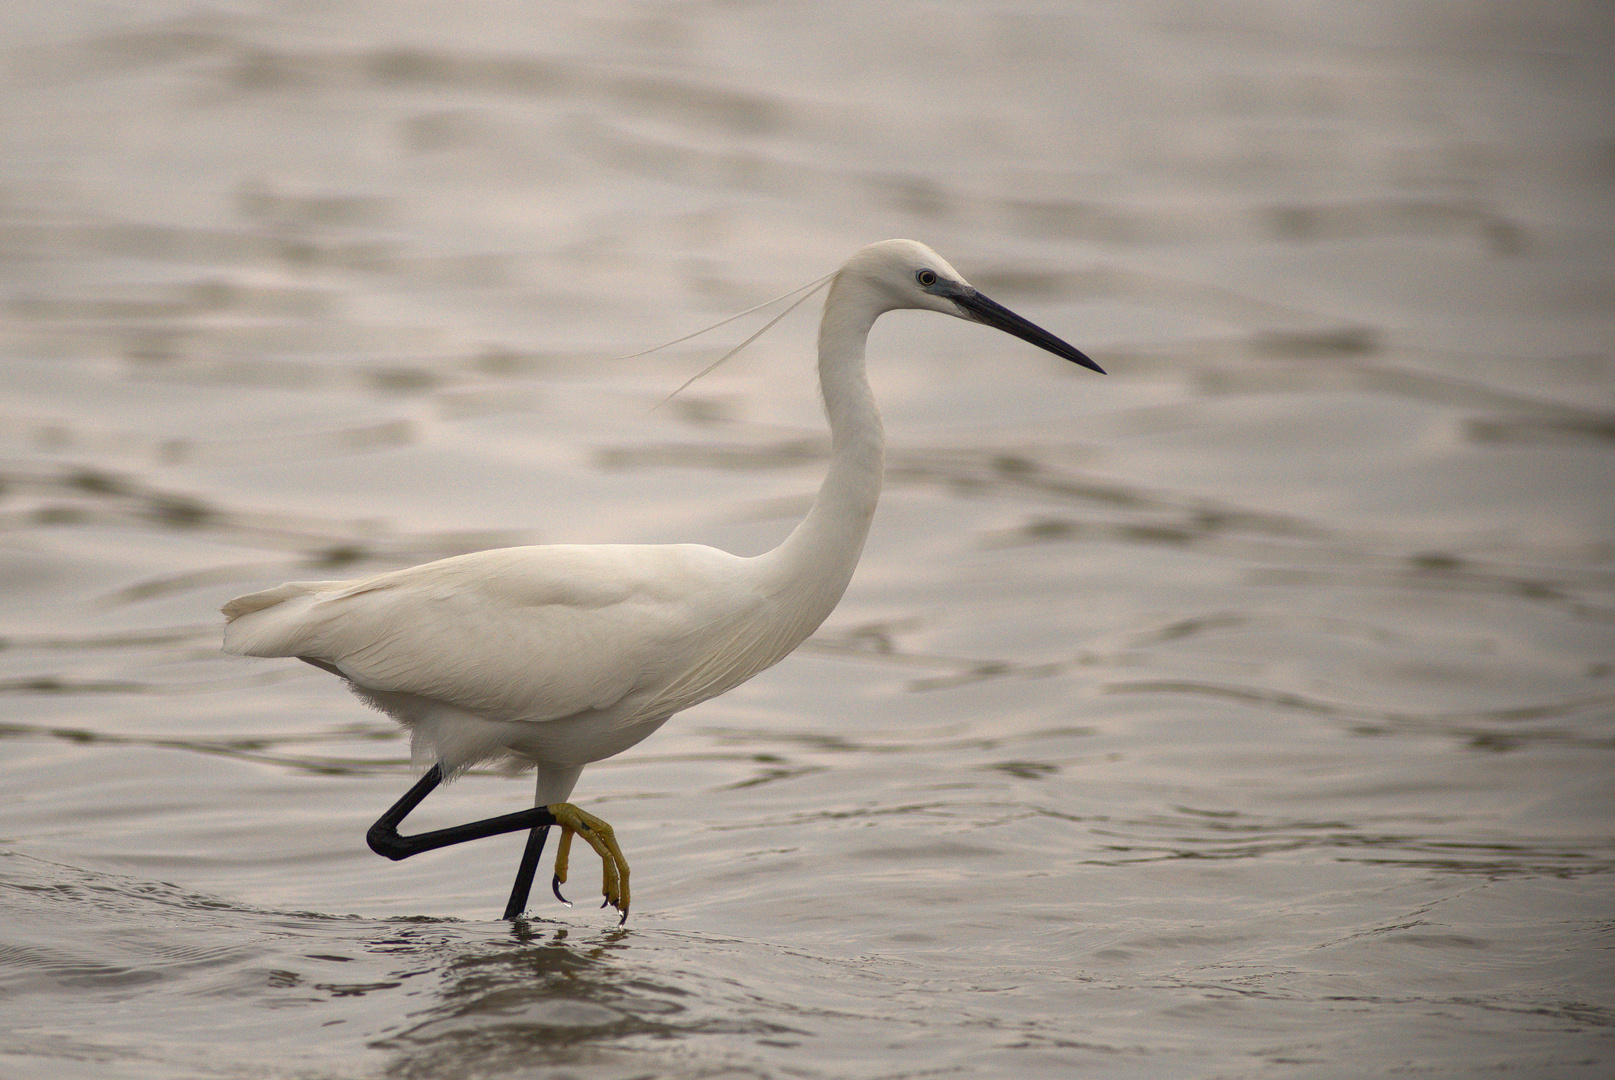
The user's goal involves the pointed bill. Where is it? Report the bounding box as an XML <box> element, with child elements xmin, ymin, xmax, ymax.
<box><xmin>949</xmin><ymin>287</ymin><xmax>1104</xmax><ymax>374</ymax></box>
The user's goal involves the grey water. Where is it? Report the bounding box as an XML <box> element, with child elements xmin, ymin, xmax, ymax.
<box><xmin>2</xmin><ymin>2</ymin><xmax>1612</xmax><ymax>1077</ymax></box>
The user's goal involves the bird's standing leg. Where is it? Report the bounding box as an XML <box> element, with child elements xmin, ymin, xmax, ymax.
<box><xmin>502</xmin><ymin>824</ymin><xmax>551</xmax><ymax>920</ymax></box>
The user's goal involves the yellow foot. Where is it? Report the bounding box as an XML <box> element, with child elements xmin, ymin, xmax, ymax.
<box><xmin>548</xmin><ymin>803</ymin><xmax>630</xmax><ymax>923</ymax></box>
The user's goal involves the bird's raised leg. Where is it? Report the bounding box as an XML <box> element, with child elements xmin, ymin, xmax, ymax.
<box><xmin>547</xmin><ymin>804</ymin><xmax>631</xmax><ymax>924</ymax></box>
<box><xmin>365</xmin><ymin>765</ymin><xmax>564</xmax><ymax>920</ymax></box>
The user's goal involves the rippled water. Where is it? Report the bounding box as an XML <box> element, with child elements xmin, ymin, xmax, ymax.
<box><xmin>3</xmin><ymin>2</ymin><xmax>1612</xmax><ymax>1077</ymax></box>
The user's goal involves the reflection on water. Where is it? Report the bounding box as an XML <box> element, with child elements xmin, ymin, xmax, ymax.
<box><xmin>2</xmin><ymin>1</ymin><xmax>1613</xmax><ymax>1078</ymax></box>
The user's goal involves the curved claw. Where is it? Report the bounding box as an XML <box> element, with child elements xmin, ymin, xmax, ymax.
<box><xmin>550</xmin><ymin>826</ymin><xmax>574</xmax><ymax>905</ymax></box>
<box><xmin>546</xmin><ymin>803</ymin><xmax>631</xmax><ymax>922</ymax></box>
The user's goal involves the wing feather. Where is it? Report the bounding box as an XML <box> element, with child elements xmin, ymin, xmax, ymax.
<box><xmin>222</xmin><ymin>544</ymin><xmax>766</xmax><ymax>724</ymax></box>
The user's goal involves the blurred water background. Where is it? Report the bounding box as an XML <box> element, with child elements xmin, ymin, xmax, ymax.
<box><xmin>2</xmin><ymin>2</ymin><xmax>1612</xmax><ymax>1077</ymax></box>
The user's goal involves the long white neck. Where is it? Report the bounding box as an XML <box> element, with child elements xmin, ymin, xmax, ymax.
<box><xmin>754</xmin><ymin>270</ymin><xmax>887</xmax><ymax>631</ymax></box>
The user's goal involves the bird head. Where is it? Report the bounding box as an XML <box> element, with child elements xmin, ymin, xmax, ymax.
<box><xmin>842</xmin><ymin>239</ymin><xmax>1104</xmax><ymax>373</ymax></box>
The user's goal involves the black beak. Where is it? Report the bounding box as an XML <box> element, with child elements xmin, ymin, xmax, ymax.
<box><xmin>951</xmin><ymin>287</ymin><xmax>1105</xmax><ymax>374</ymax></box>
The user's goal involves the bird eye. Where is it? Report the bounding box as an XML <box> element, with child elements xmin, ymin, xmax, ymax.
<box><xmin>916</xmin><ymin>270</ymin><xmax>937</xmax><ymax>287</ymax></box>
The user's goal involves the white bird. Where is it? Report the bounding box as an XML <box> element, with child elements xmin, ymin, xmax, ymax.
<box><xmin>222</xmin><ymin>239</ymin><xmax>1103</xmax><ymax>922</ymax></box>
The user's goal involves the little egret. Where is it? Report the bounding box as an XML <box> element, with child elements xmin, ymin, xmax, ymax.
<box><xmin>222</xmin><ymin>239</ymin><xmax>1103</xmax><ymax>922</ymax></box>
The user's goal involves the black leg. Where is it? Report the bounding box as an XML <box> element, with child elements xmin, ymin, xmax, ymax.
<box><xmin>366</xmin><ymin>765</ymin><xmax>561</xmax><ymax>920</ymax></box>
<box><xmin>366</xmin><ymin>765</ymin><xmax>446</xmax><ymax>858</ymax></box>
<box><xmin>502</xmin><ymin>824</ymin><xmax>551</xmax><ymax>919</ymax></box>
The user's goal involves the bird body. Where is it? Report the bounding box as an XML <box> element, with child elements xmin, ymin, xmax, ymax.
<box><xmin>223</xmin><ymin>537</ymin><xmax>854</xmax><ymax>799</ymax></box>
<box><xmin>222</xmin><ymin>239</ymin><xmax>1102</xmax><ymax>918</ymax></box>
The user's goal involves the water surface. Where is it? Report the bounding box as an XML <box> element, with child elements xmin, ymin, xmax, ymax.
<box><xmin>2</xmin><ymin>2</ymin><xmax>1612</xmax><ymax>1077</ymax></box>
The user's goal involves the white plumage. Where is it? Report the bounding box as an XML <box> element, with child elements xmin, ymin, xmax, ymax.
<box><xmin>222</xmin><ymin>240</ymin><xmax>1102</xmax><ymax>918</ymax></box>
<box><xmin>224</xmin><ymin>542</ymin><xmax>828</xmax><ymax>799</ymax></box>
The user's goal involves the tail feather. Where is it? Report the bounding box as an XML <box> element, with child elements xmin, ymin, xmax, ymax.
<box><xmin>221</xmin><ymin>580</ymin><xmax>347</xmax><ymax>658</ymax></box>
<box><xmin>221</xmin><ymin>582</ymin><xmax>321</xmax><ymax>622</ymax></box>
